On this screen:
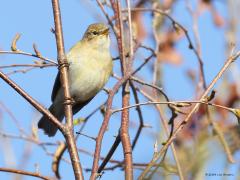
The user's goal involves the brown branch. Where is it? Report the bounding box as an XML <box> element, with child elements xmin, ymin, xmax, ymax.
<box><xmin>0</xmin><ymin>167</ymin><xmax>51</xmax><ymax>180</ymax></box>
<box><xmin>120</xmin><ymin>80</ymin><xmax>133</xmax><ymax>180</ymax></box>
<box><xmin>90</xmin><ymin>49</ymin><xmax>154</xmax><ymax>179</ymax></box>
<box><xmin>0</xmin><ymin>50</ymin><xmax>57</xmax><ymax>65</ymax></box>
<box><xmin>114</xmin><ymin>1</ymin><xmax>133</xmax><ymax>179</ymax></box>
<box><xmin>0</xmin><ymin>63</ymin><xmax>55</xmax><ymax>69</ymax></box>
<box><xmin>138</xmin><ymin>89</ymin><xmax>185</xmax><ymax>179</ymax></box>
<box><xmin>96</xmin><ymin>0</ymin><xmax>115</xmax><ymax>33</ymax></box>
<box><xmin>139</xmin><ymin>51</ymin><xmax>240</xmax><ymax>179</ymax></box>
<box><xmin>112</xmin><ymin>100</ymin><xmax>236</xmax><ymax>115</ymax></box>
<box><xmin>0</xmin><ymin>71</ymin><xmax>64</xmax><ymax>131</ymax></box>
<box><xmin>0</xmin><ymin>101</ymin><xmax>26</xmax><ymax>134</ymax></box>
<box><xmin>1</xmin><ymin>63</ymin><xmax>54</xmax><ymax>75</ymax></box>
<box><xmin>186</xmin><ymin>1</ymin><xmax>235</xmax><ymax>164</ymax></box>
<box><xmin>97</xmin><ymin>82</ymin><xmax>144</xmax><ymax>174</ymax></box>
<box><xmin>131</xmin><ymin>76</ymin><xmax>163</xmax><ymax>93</ymax></box>
<box><xmin>51</xmin><ymin>0</ymin><xmax>83</xmax><ymax>179</ymax></box>
<box><xmin>123</xmin><ymin>7</ymin><xmax>205</xmax><ymax>82</ymax></box>
<box><xmin>50</xmin><ymin>101</ymin><xmax>107</xmax><ymax>179</ymax></box>
<box><xmin>52</xmin><ymin>142</ymin><xmax>66</xmax><ymax>179</ymax></box>
<box><xmin>129</xmin><ymin>81</ymin><xmax>144</xmax><ymax>150</ymax></box>
<box><xmin>186</xmin><ymin>1</ymin><xmax>206</xmax><ymax>90</ymax></box>
<box><xmin>90</xmin><ymin>78</ymin><xmax>125</xmax><ymax>180</ymax></box>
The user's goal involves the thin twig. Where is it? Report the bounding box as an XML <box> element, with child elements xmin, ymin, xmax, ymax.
<box><xmin>123</xmin><ymin>7</ymin><xmax>205</xmax><ymax>81</ymax></box>
<box><xmin>53</xmin><ymin>100</ymin><xmax>107</xmax><ymax>178</ymax></box>
<box><xmin>0</xmin><ymin>102</ymin><xmax>26</xmax><ymax>135</ymax></box>
<box><xmin>0</xmin><ymin>167</ymin><xmax>51</xmax><ymax>180</ymax></box>
<box><xmin>186</xmin><ymin>1</ymin><xmax>235</xmax><ymax>164</ymax></box>
<box><xmin>0</xmin><ymin>71</ymin><xmax>64</xmax><ymax>131</ymax></box>
<box><xmin>90</xmin><ymin>50</ymin><xmax>155</xmax><ymax>180</ymax></box>
<box><xmin>97</xmin><ymin>134</ymin><xmax>121</xmax><ymax>174</ymax></box>
<box><xmin>139</xmin><ymin>89</ymin><xmax>185</xmax><ymax>179</ymax></box>
<box><xmin>0</xmin><ymin>50</ymin><xmax>57</xmax><ymax>65</ymax></box>
<box><xmin>97</xmin><ymin>82</ymin><xmax>144</xmax><ymax>174</ymax></box>
<box><xmin>139</xmin><ymin>51</ymin><xmax>240</xmax><ymax>179</ymax></box>
<box><xmin>186</xmin><ymin>1</ymin><xmax>206</xmax><ymax>89</ymax></box>
<box><xmin>115</xmin><ymin>1</ymin><xmax>133</xmax><ymax>179</ymax></box>
<box><xmin>112</xmin><ymin>100</ymin><xmax>234</xmax><ymax>114</ymax></box>
<box><xmin>131</xmin><ymin>76</ymin><xmax>163</xmax><ymax>93</ymax></box>
<box><xmin>0</xmin><ymin>63</ymin><xmax>55</xmax><ymax>69</ymax></box>
<box><xmin>129</xmin><ymin>81</ymin><xmax>144</xmax><ymax>150</ymax></box>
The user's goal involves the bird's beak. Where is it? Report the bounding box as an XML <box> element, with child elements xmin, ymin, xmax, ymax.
<box><xmin>101</xmin><ymin>28</ymin><xmax>109</xmax><ymax>36</ymax></box>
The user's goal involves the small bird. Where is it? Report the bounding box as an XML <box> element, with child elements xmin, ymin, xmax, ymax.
<box><xmin>38</xmin><ymin>23</ymin><xmax>112</xmax><ymax>137</ymax></box>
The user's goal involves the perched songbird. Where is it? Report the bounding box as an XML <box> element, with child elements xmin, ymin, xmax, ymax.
<box><xmin>38</xmin><ymin>23</ymin><xmax>112</xmax><ymax>137</ymax></box>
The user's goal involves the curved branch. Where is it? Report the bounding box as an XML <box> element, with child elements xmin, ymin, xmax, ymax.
<box><xmin>0</xmin><ymin>167</ymin><xmax>50</xmax><ymax>180</ymax></box>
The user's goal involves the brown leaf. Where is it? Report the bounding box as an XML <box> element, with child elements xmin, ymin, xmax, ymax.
<box><xmin>156</xmin><ymin>30</ymin><xmax>183</xmax><ymax>65</ymax></box>
<box><xmin>157</xmin><ymin>49</ymin><xmax>182</xmax><ymax>65</ymax></box>
<box><xmin>226</xmin><ymin>83</ymin><xmax>239</xmax><ymax>107</ymax></box>
<box><xmin>199</xmin><ymin>0</ymin><xmax>212</xmax><ymax>12</ymax></box>
<box><xmin>132</xmin><ymin>10</ymin><xmax>147</xmax><ymax>41</ymax></box>
<box><xmin>211</xmin><ymin>9</ymin><xmax>225</xmax><ymax>27</ymax></box>
<box><xmin>201</xmin><ymin>0</ymin><xmax>212</xmax><ymax>5</ymax></box>
<box><xmin>163</xmin><ymin>0</ymin><xmax>174</xmax><ymax>9</ymax></box>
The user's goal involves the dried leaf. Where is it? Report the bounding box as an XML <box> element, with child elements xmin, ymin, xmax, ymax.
<box><xmin>156</xmin><ymin>30</ymin><xmax>183</xmax><ymax>65</ymax></box>
<box><xmin>132</xmin><ymin>11</ymin><xmax>147</xmax><ymax>41</ymax></box>
<box><xmin>157</xmin><ymin>48</ymin><xmax>182</xmax><ymax>65</ymax></box>
<box><xmin>212</xmin><ymin>9</ymin><xmax>225</xmax><ymax>27</ymax></box>
<box><xmin>199</xmin><ymin>0</ymin><xmax>212</xmax><ymax>12</ymax></box>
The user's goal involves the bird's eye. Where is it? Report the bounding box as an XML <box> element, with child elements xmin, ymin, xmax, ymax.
<box><xmin>92</xmin><ymin>31</ymin><xmax>98</xmax><ymax>35</ymax></box>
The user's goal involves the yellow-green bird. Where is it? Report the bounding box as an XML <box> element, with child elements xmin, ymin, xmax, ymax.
<box><xmin>38</xmin><ymin>23</ymin><xmax>112</xmax><ymax>137</ymax></box>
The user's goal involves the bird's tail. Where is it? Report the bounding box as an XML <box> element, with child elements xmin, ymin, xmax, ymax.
<box><xmin>38</xmin><ymin>103</ymin><xmax>64</xmax><ymax>137</ymax></box>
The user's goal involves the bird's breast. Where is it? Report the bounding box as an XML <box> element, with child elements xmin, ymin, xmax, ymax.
<box><xmin>68</xmin><ymin>56</ymin><xmax>112</xmax><ymax>102</ymax></box>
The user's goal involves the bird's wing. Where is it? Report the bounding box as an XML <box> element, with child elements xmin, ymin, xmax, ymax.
<box><xmin>51</xmin><ymin>71</ymin><xmax>60</xmax><ymax>102</ymax></box>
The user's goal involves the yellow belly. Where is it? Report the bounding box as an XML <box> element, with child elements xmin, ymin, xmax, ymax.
<box><xmin>68</xmin><ymin>59</ymin><xmax>112</xmax><ymax>102</ymax></box>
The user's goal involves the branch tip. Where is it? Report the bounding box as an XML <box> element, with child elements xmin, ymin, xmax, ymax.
<box><xmin>11</xmin><ymin>33</ymin><xmax>21</xmax><ymax>52</ymax></box>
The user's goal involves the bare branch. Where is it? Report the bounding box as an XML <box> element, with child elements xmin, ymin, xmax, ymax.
<box><xmin>0</xmin><ymin>167</ymin><xmax>51</xmax><ymax>180</ymax></box>
<box><xmin>139</xmin><ymin>51</ymin><xmax>240</xmax><ymax>179</ymax></box>
<box><xmin>51</xmin><ymin>0</ymin><xmax>84</xmax><ymax>179</ymax></box>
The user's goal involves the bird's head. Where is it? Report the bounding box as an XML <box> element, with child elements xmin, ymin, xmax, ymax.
<box><xmin>83</xmin><ymin>23</ymin><xmax>110</xmax><ymax>41</ymax></box>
